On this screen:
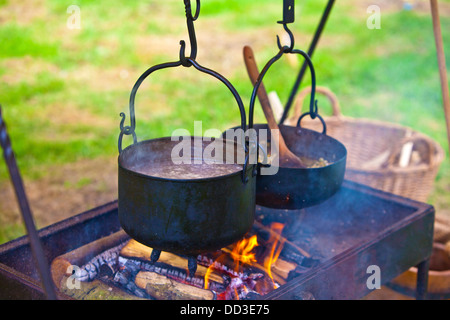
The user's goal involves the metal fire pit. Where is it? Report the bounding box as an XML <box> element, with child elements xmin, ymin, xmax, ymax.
<box><xmin>0</xmin><ymin>180</ymin><xmax>434</xmax><ymax>300</ymax></box>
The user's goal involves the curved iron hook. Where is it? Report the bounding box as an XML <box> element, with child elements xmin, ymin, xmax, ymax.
<box><xmin>186</xmin><ymin>0</ymin><xmax>200</xmax><ymax>21</ymax></box>
<box><xmin>297</xmin><ymin>112</ymin><xmax>327</xmax><ymax>135</ymax></box>
<box><xmin>180</xmin><ymin>0</ymin><xmax>200</xmax><ymax>66</ymax></box>
<box><xmin>276</xmin><ymin>23</ymin><xmax>295</xmax><ymax>53</ymax></box>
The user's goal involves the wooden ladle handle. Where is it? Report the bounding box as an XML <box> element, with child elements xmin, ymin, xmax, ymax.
<box><xmin>243</xmin><ymin>46</ymin><xmax>305</xmax><ymax>168</ymax></box>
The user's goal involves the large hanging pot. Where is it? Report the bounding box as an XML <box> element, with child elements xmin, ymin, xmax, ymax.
<box><xmin>117</xmin><ymin>1</ymin><xmax>256</xmax><ymax>263</ymax></box>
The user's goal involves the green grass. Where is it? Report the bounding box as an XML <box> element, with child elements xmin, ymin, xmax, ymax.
<box><xmin>0</xmin><ymin>24</ymin><xmax>59</xmax><ymax>59</ymax></box>
<box><xmin>1</xmin><ymin>0</ymin><xmax>450</xmax><ymax>243</ymax></box>
<box><xmin>0</xmin><ymin>223</ymin><xmax>25</xmax><ymax>245</ymax></box>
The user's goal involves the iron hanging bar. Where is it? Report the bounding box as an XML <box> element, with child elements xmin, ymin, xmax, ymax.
<box><xmin>0</xmin><ymin>106</ymin><xmax>58</xmax><ymax>300</ymax></box>
<box><xmin>272</xmin><ymin>0</ymin><xmax>321</xmax><ymax>120</ymax></box>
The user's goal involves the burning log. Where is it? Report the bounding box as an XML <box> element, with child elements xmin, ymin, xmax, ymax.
<box><xmin>119</xmin><ymin>240</ymin><xmax>228</xmax><ymax>291</ymax></box>
<box><xmin>48</xmin><ymin>225</ymin><xmax>306</xmax><ymax>300</ymax></box>
<box><xmin>135</xmin><ymin>271</ymin><xmax>215</xmax><ymax>300</ymax></box>
<box><xmin>120</xmin><ymin>240</ymin><xmax>224</xmax><ymax>284</ymax></box>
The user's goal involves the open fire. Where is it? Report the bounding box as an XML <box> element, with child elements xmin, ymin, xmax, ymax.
<box><xmin>53</xmin><ymin>219</ymin><xmax>317</xmax><ymax>300</ymax></box>
<box><xmin>0</xmin><ymin>181</ymin><xmax>436</xmax><ymax>300</ymax></box>
<box><xmin>201</xmin><ymin>222</ymin><xmax>285</xmax><ymax>300</ymax></box>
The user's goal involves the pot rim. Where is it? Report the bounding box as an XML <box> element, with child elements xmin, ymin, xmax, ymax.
<box><xmin>258</xmin><ymin>123</ymin><xmax>347</xmax><ymax>171</ymax></box>
<box><xmin>118</xmin><ymin>136</ymin><xmax>254</xmax><ymax>183</ymax></box>
<box><xmin>228</xmin><ymin>123</ymin><xmax>348</xmax><ymax>169</ymax></box>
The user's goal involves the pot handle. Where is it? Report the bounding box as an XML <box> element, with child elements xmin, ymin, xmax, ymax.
<box><xmin>119</xmin><ymin>0</ymin><xmax>250</xmax><ymax>184</ymax></box>
<box><xmin>118</xmin><ymin>59</ymin><xmax>249</xmax><ymax>182</ymax></box>
<box><xmin>118</xmin><ymin>60</ymin><xmax>182</xmax><ymax>154</ymax></box>
<box><xmin>118</xmin><ymin>59</ymin><xmax>247</xmax><ymax>147</ymax></box>
<box><xmin>249</xmin><ymin>27</ymin><xmax>320</xmax><ymax>129</ymax></box>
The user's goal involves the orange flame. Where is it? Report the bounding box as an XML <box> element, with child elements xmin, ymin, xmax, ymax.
<box><xmin>204</xmin><ymin>235</ymin><xmax>259</xmax><ymax>290</ymax></box>
<box><xmin>231</xmin><ymin>235</ymin><xmax>258</xmax><ymax>272</ymax></box>
<box><xmin>264</xmin><ymin>222</ymin><xmax>286</xmax><ymax>288</ymax></box>
<box><xmin>204</xmin><ymin>254</ymin><xmax>225</xmax><ymax>290</ymax></box>
<box><xmin>204</xmin><ymin>226</ymin><xmax>286</xmax><ymax>295</ymax></box>
<box><xmin>204</xmin><ymin>262</ymin><xmax>214</xmax><ymax>290</ymax></box>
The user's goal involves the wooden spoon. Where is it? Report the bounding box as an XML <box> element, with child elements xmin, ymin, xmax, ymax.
<box><xmin>243</xmin><ymin>46</ymin><xmax>305</xmax><ymax>168</ymax></box>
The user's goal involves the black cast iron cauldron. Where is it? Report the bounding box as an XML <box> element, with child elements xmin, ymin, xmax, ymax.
<box><xmin>249</xmin><ymin>123</ymin><xmax>346</xmax><ymax>210</ymax></box>
<box><xmin>117</xmin><ymin>57</ymin><xmax>256</xmax><ymax>256</ymax></box>
<box><xmin>118</xmin><ymin>137</ymin><xmax>256</xmax><ymax>255</ymax></box>
<box><xmin>244</xmin><ymin>34</ymin><xmax>347</xmax><ymax>210</ymax></box>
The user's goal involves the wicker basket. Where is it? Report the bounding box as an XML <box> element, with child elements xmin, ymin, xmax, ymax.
<box><xmin>286</xmin><ymin>86</ymin><xmax>445</xmax><ymax>202</ymax></box>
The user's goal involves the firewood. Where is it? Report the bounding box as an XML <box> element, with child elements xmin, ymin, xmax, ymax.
<box><xmin>51</xmin><ymin>230</ymin><xmax>129</xmax><ymax>289</ymax></box>
<box><xmin>135</xmin><ymin>271</ymin><xmax>215</xmax><ymax>300</ymax></box>
<box><xmin>270</xmin><ymin>258</ymin><xmax>297</xmax><ymax>280</ymax></box>
<box><xmin>59</xmin><ymin>276</ymin><xmax>144</xmax><ymax>300</ymax></box>
<box><xmin>120</xmin><ymin>239</ymin><xmax>224</xmax><ymax>284</ymax></box>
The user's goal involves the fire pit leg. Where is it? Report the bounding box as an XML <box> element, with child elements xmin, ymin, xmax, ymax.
<box><xmin>415</xmin><ymin>258</ymin><xmax>430</xmax><ymax>300</ymax></box>
<box><xmin>188</xmin><ymin>256</ymin><xmax>197</xmax><ymax>277</ymax></box>
<box><xmin>150</xmin><ymin>249</ymin><xmax>161</xmax><ymax>264</ymax></box>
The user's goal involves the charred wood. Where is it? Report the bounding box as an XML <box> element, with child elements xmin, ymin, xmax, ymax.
<box><xmin>119</xmin><ymin>240</ymin><xmax>228</xmax><ymax>291</ymax></box>
<box><xmin>118</xmin><ymin>256</ymin><xmax>228</xmax><ymax>292</ymax></box>
<box><xmin>135</xmin><ymin>271</ymin><xmax>216</xmax><ymax>300</ymax></box>
<box><xmin>50</xmin><ymin>231</ymin><xmax>129</xmax><ymax>288</ymax></box>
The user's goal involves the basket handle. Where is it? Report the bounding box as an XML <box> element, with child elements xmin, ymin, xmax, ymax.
<box><xmin>291</xmin><ymin>86</ymin><xmax>342</xmax><ymax>122</ymax></box>
<box><xmin>385</xmin><ymin>135</ymin><xmax>438</xmax><ymax>168</ymax></box>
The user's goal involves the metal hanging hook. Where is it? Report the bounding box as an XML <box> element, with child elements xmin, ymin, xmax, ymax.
<box><xmin>276</xmin><ymin>0</ymin><xmax>295</xmax><ymax>52</ymax></box>
<box><xmin>276</xmin><ymin>23</ymin><xmax>295</xmax><ymax>53</ymax></box>
<box><xmin>186</xmin><ymin>0</ymin><xmax>200</xmax><ymax>20</ymax></box>
<box><xmin>179</xmin><ymin>0</ymin><xmax>200</xmax><ymax>66</ymax></box>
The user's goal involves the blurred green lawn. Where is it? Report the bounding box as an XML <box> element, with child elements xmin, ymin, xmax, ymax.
<box><xmin>1</xmin><ymin>0</ymin><xmax>450</xmax><ymax>243</ymax></box>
